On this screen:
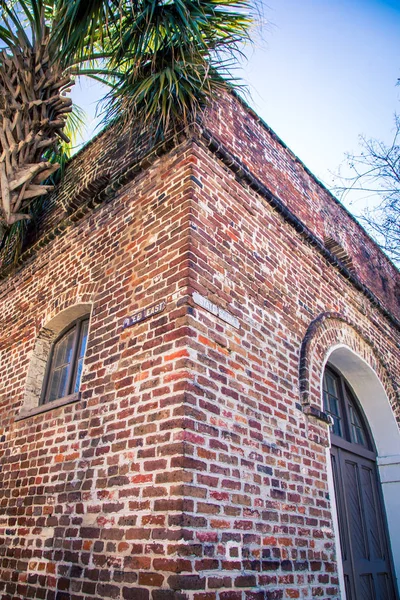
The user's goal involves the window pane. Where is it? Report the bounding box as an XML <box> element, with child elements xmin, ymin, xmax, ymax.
<box><xmin>78</xmin><ymin>321</ymin><xmax>89</xmax><ymax>359</ymax></box>
<box><xmin>349</xmin><ymin>404</ymin><xmax>367</xmax><ymax>447</ymax></box>
<box><xmin>64</xmin><ymin>331</ymin><xmax>75</xmax><ymax>364</ymax></box>
<box><xmin>43</xmin><ymin>318</ymin><xmax>89</xmax><ymax>404</ymax></box>
<box><xmin>53</xmin><ymin>328</ymin><xmax>75</xmax><ymax>368</ymax></box>
<box><xmin>74</xmin><ymin>358</ymin><xmax>83</xmax><ymax>393</ymax></box>
<box><xmin>51</xmin><ymin>339</ymin><xmax>63</xmax><ymax>370</ymax></box>
<box><xmin>48</xmin><ymin>368</ymin><xmax>61</xmax><ymax>402</ymax></box>
<box><xmin>331</xmin><ymin>414</ymin><xmax>343</xmax><ymax>437</ymax></box>
<box><xmin>58</xmin><ymin>365</ymin><xmax>69</xmax><ymax>398</ymax></box>
<box><xmin>323</xmin><ymin>373</ymin><xmax>343</xmax><ymax>438</ymax></box>
<box><xmin>48</xmin><ymin>364</ymin><xmax>71</xmax><ymax>402</ymax></box>
<box><xmin>326</xmin><ymin>372</ymin><xmax>338</xmax><ymax>397</ymax></box>
<box><xmin>329</xmin><ymin>395</ymin><xmax>340</xmax><ymax>418</ymax></box>
<box><xmin>323</xmin><ymin>390</ymin><xmax>330</xmax><ymax>412</ymax></box>
<box><xmin>73</xmin><ymin>320</ymin><xmax>89</xmax><ymax>392</ymax></box>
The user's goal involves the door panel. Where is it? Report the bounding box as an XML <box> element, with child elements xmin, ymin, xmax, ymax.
<box><xmin>331</xmin><ymin>445</ymin><xmax>396</xmax><ymax>599</ymax></box>
<box><xmin>331</xmin><ymin>452</ymin><xmax>349</xmax><ymax>561</ymax></box>
<box><xmin>343</xmin><ymin>457</ymin><xmax>368</xmax><ymax>561</ymax></box>
<box><xmin>344</xmin><ymin>574</ymin><xmax>353</xmax><ymax>600</ymax></box>
<box><xmin>376</xmin><ymin>573</ymin><xmax>392</xmax><ymax>600</ymax></box>
<box><xmin>360</xmin><ymin>574</ymin><xmax>374</xmax><ymax>600</ymax></box>
<box><xmin>360</xmin><ymin>465</ymin><xmax>385</xmax><ymax>561</ymax></box>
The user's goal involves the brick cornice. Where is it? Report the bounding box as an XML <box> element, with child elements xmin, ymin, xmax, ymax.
<box><xmin>2</xmin><ymin>120</ymin><xmax>399</xmax><ymax>334</ymax></box>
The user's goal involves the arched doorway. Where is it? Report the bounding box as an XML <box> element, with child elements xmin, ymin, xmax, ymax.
<box><xmin>323</xmin><ymin>365</ymin><xmax>398</xmax><ymax>600</ymax></box>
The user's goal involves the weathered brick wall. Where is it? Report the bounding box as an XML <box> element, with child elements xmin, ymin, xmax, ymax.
<box><xmin>201</xmin><ymin>94</ymin><xmax>400</xmax><ymax>321</ymax></box>
<box><xmin>0</xmin><ymin>141</ymin><xmax>201</xmax><ymax>599</ymax></box>
<box><xmin>4</xmin><ymin>91</ymin><xmax>398</xmax><ymax>321</ymax></box>
<box><xmin>0</xmin><ymin>93</ymin><xmax>399</xmax><ymax>600</ymax></box>
<box><xmin>176</xmin><ymin>138</ymin><xmax>400</xmax><ymax>598</ymax></box>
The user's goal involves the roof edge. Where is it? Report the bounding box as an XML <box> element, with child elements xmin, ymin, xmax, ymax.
<box><xmin>231</xmin><ymin>90</ymin><xmax>399</xmax><ymax>273</ymax></box>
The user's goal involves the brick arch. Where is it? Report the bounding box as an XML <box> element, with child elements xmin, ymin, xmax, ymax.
<box><xmin>299</xmin><ymin>312</ymin><xmax>400</xmax><ymax>421</ymax></box>
<box><xmin>41</xmin><ymin>281</ymin><xmax>99</xmax><ymax>330</ymax></box>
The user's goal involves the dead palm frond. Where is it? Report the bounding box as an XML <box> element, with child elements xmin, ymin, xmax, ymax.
<box><xmin>0</xmin><ymin>104</ymin><xmax>86</xmax><ymax>265</ymax></box>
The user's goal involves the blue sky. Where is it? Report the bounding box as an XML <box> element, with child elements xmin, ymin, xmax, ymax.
<box><xmin>71</xmin><ymin>0</ymin><xmax>400</xmax><ymax>211</ymax></box>
<box><xmin>242</xmin><ymin>1</ymin><xmax>400</xmax><ymax>198</ymax></box>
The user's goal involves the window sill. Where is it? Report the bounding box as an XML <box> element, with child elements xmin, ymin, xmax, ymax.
<box><xmin>15</xmin><ymin>392</ymin><xmax>81</xmax><ymax>421</ymax></box>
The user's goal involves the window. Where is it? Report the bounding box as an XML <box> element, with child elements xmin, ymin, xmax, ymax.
<box><xmin>323</xmin><ymin>369</ymin><xmax>343</xmax><ymax>437</ymax></box>
<box><xmin>322</xmin><ymin>366</ymin><xmax>370</xmax><ymax>449</ymax></box>
<box><xmin>41</xmin><ymin>316</ymin><xmax>89</xmax><ymax>404</ymax></box>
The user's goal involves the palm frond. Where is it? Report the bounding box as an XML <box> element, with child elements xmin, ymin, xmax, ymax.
<box><xmin>0</xmin><ymin>0</ymin><xmax>254</xmax><ymax>264</ymax></box>
<box><xmin>43</xmin><ymin>103</ymin><xmax>87</xmax><ymax>179</ymax></box>
<box><xmin>53</xmin><ymin>0</ymin><xmax>117</xmax><ymax>63</ymax></box>
<box><xmin>0</xmin><ymin>1</ymin><xmax>33</xmax><ymax>49</ymax></box>
<box><xmin>105</xmin><ymin>48</ymin><xmax>224</xmax><ymax>139</ymax></box>
<box><xmin>101</xmin><ymin>0</ymin><xmax>252</xmax><ymax>138</ymax></box>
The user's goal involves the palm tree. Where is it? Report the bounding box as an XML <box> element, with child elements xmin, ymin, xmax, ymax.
<box><xmin>0</xmin><ymin>0</ymin><xmax>252</xmax><ymax>259</ymax></box>
<box><xmin>59</xmin><ymin>0</ymin><xmax>252</xmax><ymax>133</ymax></box>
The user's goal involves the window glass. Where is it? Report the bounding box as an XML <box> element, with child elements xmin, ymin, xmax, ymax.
<box><xmin>43</xmin><ymin>317</ymin><xmax>89</xmax><ymax>403</ymax></box>
<box><xmin>323</xmin><ymin>371</ymin><xmax>343</xmax><ymax>437</ymax></box>
<box><xmin>73</xmin><ymin>320</ymin><xmax>89</xmax><ymax>393</ymax></box>
<box><xmin>47</xmin><ymin>327</ymin><xmax>76</xmax><ymax>402</ymax></box>
<box><xmin>349</xmin><ymin>405</ymin><xmax>367</xmax><ymax>446</ymax></box>
<box><xmin>323</xmin><ymin>367</ymin><xmax>371</xmax><ymax>449</ymax></box>
<box><xmin>345</xmin><ymin>386</ymin><xmax>368</xmax><ymax>447</ymax></box>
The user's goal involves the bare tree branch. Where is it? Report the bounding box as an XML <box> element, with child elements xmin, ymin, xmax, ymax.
<box><xmin>333</xmin><ymin>115</ymin><xmax>400</xmax><ymax>265</ymax></box>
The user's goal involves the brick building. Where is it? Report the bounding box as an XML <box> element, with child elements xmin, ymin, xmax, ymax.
<box><xmin>0</xmin><ymin>93</ymin><xmax>399</xmax><ymax>600</ymax></box>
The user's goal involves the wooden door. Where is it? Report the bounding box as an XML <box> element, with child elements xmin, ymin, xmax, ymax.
<box><xmin>323</xmin><ymin>367</ymin><xmax>397</xmax><ymax>600</ymax></box>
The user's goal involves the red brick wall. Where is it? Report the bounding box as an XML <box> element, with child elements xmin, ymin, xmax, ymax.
<box><xmin>7</xmin><ymin>91</ymin><xmax>398</xmax><ymax>322</ymax></box>
<box><xmin>0</xmin><ymin>94</ymin><xmax>399</xmax><ymax>599</ymax></box>
<box><xmin>202</xmin><ymin>94</ymin><xmax>400</xmax><ymax>321</ymax></box>
<box><xmin>178</xmin><ymin>139</ymin><xmax>400</xmax><ymax>598</ymax></box>
<box><xmin>0</xmin><ymin>142</ymin><xmax>200</xmax><ymax>599</ymax></box>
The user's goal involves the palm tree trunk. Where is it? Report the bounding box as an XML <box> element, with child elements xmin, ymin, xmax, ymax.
<box><xmin>0</xmin><ymin>34</ymin><xmax>73</xmax><ymax>226</ymax></box>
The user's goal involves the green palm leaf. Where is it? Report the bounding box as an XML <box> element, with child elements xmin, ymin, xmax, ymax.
<box><xmin>57</xmin><ymin>0</ymin><xmax>253</xmax><ymax>138</ymax></box>
<box><xmin>0</xmin><ymin>0</ymin><xmax>254</xmax><ymax>265</ymax></box>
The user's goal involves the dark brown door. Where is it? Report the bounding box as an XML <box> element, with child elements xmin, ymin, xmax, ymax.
<box><xmin>323</xmin><ymin>367</ymin><xmax>397</xmax><ymax>600</ymax></box>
